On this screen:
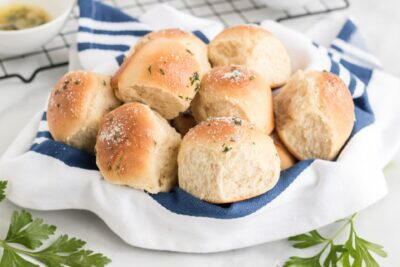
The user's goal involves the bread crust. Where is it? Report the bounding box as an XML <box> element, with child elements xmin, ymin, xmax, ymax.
<box><xmin>274</xmin><ymin>70</ymin><xmax>355</xmax><ymax>160</ymax></box>
<box><xmin>131</xmin><ymin>29</ymin><xmax>210</xmax><ymax>74</ymax></box>
<box><xmin>271</xmin><ymin>132</ymin><xmax>297</xmax><ymax>170</ymax></box>
<box><xmin>191</xmin><ymin>65</ymin><xmax>274</xmax><ymax>134</ymax></box>
<box><xmin>178</xmin><ymin>117</ymin><xmax>280</xmax><ymax>203</ymax></box>
<box><xmin>47</xmin><ymin>71</ymin><xmax>120</xmax><ymax>153</ymax></box>
<box><xmin>208</xmin><ymin>24</ymin><xmax>291</xmax><ymax>88</ymax></box>
<box><xmin>111</xmin><ymin>38</ymin><xmax>202</xmax><ymax>119</ymax></box>
<box><xmin>96</xmin><ymin>102</ymin><xmax>181</xmax><ymax>193</ymax></box>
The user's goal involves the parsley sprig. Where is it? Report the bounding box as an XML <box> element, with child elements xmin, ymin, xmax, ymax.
<box><xmin>284</xmin><ymin>213</ymin><xmax>387</xmax><ymax>267</ymax></box>
<box><xmin>0</xmin><ymin>181</ymin><xmax>111</xmax><ymax>266</ymax></box>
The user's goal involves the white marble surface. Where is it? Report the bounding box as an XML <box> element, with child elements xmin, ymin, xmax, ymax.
<box><xmin>0</xmin><ymin>0</ymin><xmax>399</xmax><ymax>266</ymax></box>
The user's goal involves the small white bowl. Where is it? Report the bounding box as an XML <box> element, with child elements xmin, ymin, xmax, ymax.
<box><xmin>0</xmin><ymin>0</ymin><xmax>75</xmax><ymax>57</ymax></box>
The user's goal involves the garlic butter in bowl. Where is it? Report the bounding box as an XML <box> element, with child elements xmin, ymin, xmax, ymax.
<box><xmin>0</xmin><ymin>0</ymin><xmax>75</xmax><ymax>57</ymax></box>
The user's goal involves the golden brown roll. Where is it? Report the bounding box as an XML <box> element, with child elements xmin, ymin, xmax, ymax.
<box><xmin>47</xmin><ymin>71</ymin><xmax>121</xmax><ymax>153</ymax></box>
<box><xmin>191</xmin><ymin>65</ymin><xmax>274</xmax><ymax>134</ymax></box>
<box><xmin>130</xmin><ymin>28</ymin><xmax>210</xmax><ymax>74</ymax></box>
<box><xmin>208</xmin><ymin>24</ymin><xmax>291</xmax><ymax>88</ymax></box>
<box><xmin>274</xmin><ymin>70</ymin><xmax>355</xmax><ymax>160</ymax></box>
<box><xmin>178</xmin><ymin>117</ymin><xmax>280</xmax><ymax>204</ymax></box>
<box><xmin>111</xmin><ymin>38</ymin><xmax>202</xmax><ymax>119</ymax></box>
<box><xmin>271</xmin><ymin>132</ymin><xmax>297</xmax><ymax>170</ymax></box>
<box><xmin>171</xmin><ymin>111</ymin><xmax>197</xmax><ymax>136</ymax></box>
<box><xmin>95</xmin><ymin>102</ymin><xmax>182</xmax><ymax>193</ymax></box>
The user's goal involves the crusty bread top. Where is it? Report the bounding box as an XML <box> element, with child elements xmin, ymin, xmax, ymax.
<box><xmin>133</xmin><ymin>28</ymin><xmax>206</xmax><ymax>54</ymax></box>
<box><xmin>276</xmin><ymin>70</ymin><xmax>355</xmax><ymax>135</ymax></box>
<box><xmin>112</xmin><ymin>29</ymin><xmax>209</xmax><ymax>91</ymax></box>
<box><xmin>208</xmin><ymin>24</ymin><xmax>291</xmax><ymax>88</ymax></box>
<box><xmin>274</xmin><ymin>70</ymin><xmax>355</xmax><ymax>160</ymax></box>
<box><xmin>184</xmin><ymin>117</ymin><xmax>262</xmax><ymax>147</ymax></box>
<box><xmin>317</xmin><ymin>71</ymin><xmax>355</xmax><ymax>137</ymax></box>
<box><xmin>200</xmin><ymin>65</ymin><xmax>269</xmax><ymax>97</ymax></box>
<box><xmin>112</xmin><ymin>38</ymin><xmax>201</xmax><ymax>101</ymax></box>
<box><xmin>192</xmin><ymin>65</ymin><xmax>274</xmax><ymax>134</ymax></box>
<box><xmin>213</xmin><ymin>24</ymin><xmax>270</xmax><ymax>37</ymax></box>
<box><xmin>121</xmin><ymin>29</ymin><xmax>194</xmax><ymax>60</ymax></box>
<box><xmin>95</xmin><ymin>102</ymin><xmax>157</xmax><ymax>180</ymax></box>
<box><xmin>47</xmin><ymin>71</ymin><xmax>98</xmax><ymax>140</ymax></box>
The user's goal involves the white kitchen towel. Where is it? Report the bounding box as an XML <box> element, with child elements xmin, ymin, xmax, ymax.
<box><xmin>1</xmin><ymin>0</ymin><xmax>400</xmax><ymax>253</ymax></box>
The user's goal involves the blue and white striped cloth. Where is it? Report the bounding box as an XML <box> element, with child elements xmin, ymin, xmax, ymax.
<box><xmin>1</xmin><ymin>0</ymin><xmax>400</xmax><ymax>253</ymax></box>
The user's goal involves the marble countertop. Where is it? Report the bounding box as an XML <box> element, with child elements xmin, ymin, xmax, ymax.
<box><xmin>0</xmin><ymin>0</ymin><xmax>399</xmax><ymax>266</ymax></box>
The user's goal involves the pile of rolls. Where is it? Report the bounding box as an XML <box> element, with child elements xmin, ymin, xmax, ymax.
<box><xmin>47</xmin><ymin>26</ymin><xmax>355</xmax><ymax>204</ymax></box>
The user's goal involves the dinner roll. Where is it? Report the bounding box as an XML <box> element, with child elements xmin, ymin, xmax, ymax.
<box><xmin>208</xmin><ymin>24</ymin><xmax>291</xmax><ymax>88</ymax></box>
<box><xmin>274</xmin><ymin>70</ymin><xmax>355</xmax><ymax>160</ymax></box>
<box><xmin>191</xmin><ymin>65</ymin><xmax>274</xmax><ymax>134</ymax></box>
<box><xmin>171</xmin><ymin>111</ymin><xmax>196</xmax><ymax>136</ymax></box>
<box><xmin>271</xmin><ymin>132</ymin><xmax>297</xmax><ymax>170</ymax></box>
<box><xmin>96</xmin><ymin>102</ymin><xmax>181</xmax><ymax>193</ymax></box>
<box><xmin>47</xmin><ymin>71</ymin><xmax>120</xmax><ymax>153</ymax></box>
<box><xmin>111</xmin><ymin>38</ymin><xmax>202</xmax><ymax>119</ymax></box>
<box><xmin>130</xmin><ymin>29</ymin><xmax>210</xmax><ymax>74</ymax></box>
<box><xmin>178</xmin><ymin>117</ymin><xmax>280</xmax><ymax>204</ymax></box>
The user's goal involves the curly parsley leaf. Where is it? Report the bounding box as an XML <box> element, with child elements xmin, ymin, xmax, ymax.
<box><xmin>0</xmin><ymin>249</ymin><xmax>38</xmax><ymax>267</ymax></box>
<box><xmin>5</xmin><ymin>210</ymin><xmax>56</xmax><ymax>249</ymax></box>
<box><xmin>323</xmin><ymin>244</ymin><xmax>347</xmax><ymax>267</ymax></box>
<box><xmin>284</xmin><ymin>254</ymin><xmax>322</xmax><ymax>267</ymax></box>
<box><xmin>0</xmin><ymin>180</ymin><xmax>7</xmax><ymax>202</ymax></box>
<box><xmin>29</xmin><ymin>235</ymin><xmax>110</xmax><ymax>266</ymax></box>
<box><xmin>288</xmin><ymin>230</ymin><xmax>327</xmax><ymax>249</ymax></box>
<box><xmin>284</xmin><ymin>214</ymin><xmax>387</xmax><ymax>267</ymax></box>
<box><xmin>0</xmin><ymin>181</ymin><xmax>111</xmax><ymax>266</ymax></box>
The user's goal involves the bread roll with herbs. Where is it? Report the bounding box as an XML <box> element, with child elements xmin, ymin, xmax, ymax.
<box><xmin>171</xmin><ymin>111</ymin><xmax>197</xmax><ymax>136</ymax></box>
<box><xmin>111</xmin><ymin>38</ymin><xmax>202</xmax><ymax>119</ymax></box>
<box><xmin>191</xmin><ymin>65</ymin><xmax>274</xmax><ymax>134</ymax></box>
<box><xmin>271</xmin><ymin>132</ymin><xmax>297</xmax><ymax>170</ymax></box>
<box><xmin>129</xmin><ymin>28</ymin><xmax>210</xmax><ymax>74</ymax></box>
<box><xmin>96</xmin><ymin>102</ymin><xmax>182</xmax><ymax>193</ymax></box>
<box><xmin>208</xmin><ymin>24</ymin><xmax>291</xmax><ymax>88</ymax></box>
<box><xmin>47</xmin><ymin>71</ymin><xmax>121</xmax><ymax>153</ymax></box>
<box><xmin>274</xmin><ymin>70</ymin><xmax>355</xmax><ymax>160</ymax></box>
<box><xmin>178</xmin><ymin>117</ymin><xmax>280</xmax><ymax>204</ymax></box>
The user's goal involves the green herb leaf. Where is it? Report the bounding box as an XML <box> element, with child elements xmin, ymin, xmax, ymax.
<box><xmin>284</xmin><ymin>254</ymin><xmax>322</xmax><ymax>267</ymax></box>
<box><xmin>5</xmin><ymin>210</ymin><xmax>56</xmax><ymax>249</ymax></box>
<box><xmin>0</xmin><ymin>181</ymin><xmax>111</xmax><ymax>266</ymax></box>
<box><xmin>222</xmin><ymin>144</ymin><xmax>232</xmax><ymax>153</ymax></box>
<box><xmin>232</xmin><ymin>117</ymin><xmax>242</xmax><ymax>126</ymax></box>
<box><xmin>29</xmin><ymin>235</ymin><xmax>110</xmax><ymax>267</ymax></box>
<box><xmin>288</xmin><ymin>230</ymin><xmax>326</xmax><ymax>249</ymax></box>
<box><xmin>341</xmin><ymin>230</ymin><xmax>354</xmax><ymax>267</ymax></box>
<box><xmin>190</xmin><ymin>72</ymin><xmax>199</xmax><ymax>85</ymax></box>
<box><xmin>0</xmin><ymin>180</ymin><xmax>7</xmax><ymax>202</ymax></box>
<box><xmin>0</xmin><ymin>249</ymin><xmax>38</xmax><ymax>267</ymax></box>
<box><xmin>354</xmin><ymin>235</ymin><xmax>385</xmax><ymax>267</ymax></box>
<box><xmin>285</xmin><ymin>214</ymin><xmax>386</xmax><ymax>267</ymax></box>
<box><xmin>323</xmin><ymin>244</ymin><xmax>347</xmax><ymax>267</ymax></box>
<box><xmin>355</xmin><ymin>237</ymin><xmax>387</xmax><ymax>257</ymax></box>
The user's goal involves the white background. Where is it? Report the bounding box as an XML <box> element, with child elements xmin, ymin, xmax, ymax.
<box><xmin>0</xmin><ymin>0</ymin><xmax>399</xmax><ymax>265</ymax></box>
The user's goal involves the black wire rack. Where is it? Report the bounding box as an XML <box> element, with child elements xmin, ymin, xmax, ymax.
<box><xmin>0</xmin><ymin>0</ymin><xmax>349</xmax><ymax>84</ymax></box>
